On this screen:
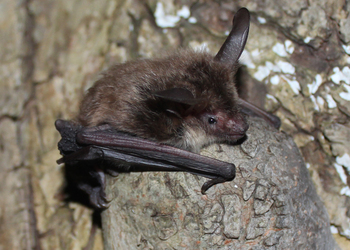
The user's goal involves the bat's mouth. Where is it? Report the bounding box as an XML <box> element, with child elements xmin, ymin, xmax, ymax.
<box><xmin>229</xmin><ymin>133</ymin><xmax>246</xmax><ymax>139</ymax></box>
<box><xmin>224</xmin><ymin>132</ymin><xmax>247</xmax><ymax>143</ymax></box>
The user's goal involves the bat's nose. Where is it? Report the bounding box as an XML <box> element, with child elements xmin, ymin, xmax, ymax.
<box><xmin>238</xmin><ymin>120</ymin><xmax>249</xmax><ymax>134</ymax></box>
<box><xmin>227</xmin><ymin>114</ymin><xmax>249</xmax><ymax>136</ymax></box>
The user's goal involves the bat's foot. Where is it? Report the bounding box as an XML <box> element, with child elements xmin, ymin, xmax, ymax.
<box><xmin>78</xmin><ymin>183</ymin><xmax>110</xmax><ymax>209</ymax></box>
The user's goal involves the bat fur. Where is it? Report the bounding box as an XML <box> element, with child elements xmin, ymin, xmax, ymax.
<box><xmin>77</xmin><ymin>50</ymin><xmax>248</xmax><ymax>153</ymax></box>
<box><xmin>55</xmin><ymin>8</ymin><xmax>280</xmax><ymax>208</ymax></box>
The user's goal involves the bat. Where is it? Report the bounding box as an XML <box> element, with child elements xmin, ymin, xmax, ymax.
<box><xmin>55</xmin><ymin>8</ymin><xmax>280</xmax><ymax>209</ymax></box>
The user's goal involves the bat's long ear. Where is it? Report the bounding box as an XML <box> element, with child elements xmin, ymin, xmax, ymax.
<box><xmin>154</xmin><ymin>88</ymin><xmax>198</xmax><ymax>106</ymax></box>
<box><xmin>214</xmin><ymin>8</ymin><xmax>250</xmax><ymax>65</ymax></box>
<box><xmin>154</xmin><ymin>88</ymin><xmax>206</xmax><ymax>118</ymax></box>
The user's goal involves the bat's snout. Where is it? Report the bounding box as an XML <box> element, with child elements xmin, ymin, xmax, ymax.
<box><xmin>226</xmin><ymin>114</ymin><xmax>249</xmax><ymax>139</ymax></box>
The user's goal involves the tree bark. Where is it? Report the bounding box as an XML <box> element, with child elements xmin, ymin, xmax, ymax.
<box><xmin>101</xmin><ymin>117</ymin><xmax>337</xmax><ymax>249</ymax></box>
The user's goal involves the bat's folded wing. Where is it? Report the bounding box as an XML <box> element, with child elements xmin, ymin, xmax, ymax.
<box><xmin>55</xmin><ymin>119</ymin><xmax>236</xmax><ymax>196</ymax></box>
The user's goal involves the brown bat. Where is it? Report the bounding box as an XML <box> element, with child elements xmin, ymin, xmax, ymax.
<box><xmin>55</xmin><ymin>8</ymin><xmax>280</xmax><ymax>209</ymax></box>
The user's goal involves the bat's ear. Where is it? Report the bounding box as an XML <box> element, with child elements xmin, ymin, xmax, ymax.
<box><xmin>154</xmin><ymin>88</ymin><xmax>198</xmax><ymax>106</ymax></box>
<box><xmin>214</xmin><ymin>8</ymin><xmax>250</xmax><ymax>65</ymax></box>
<box><xmin>154</xmin><ymin>88</ymin><xmax>205</xmax><ymax>118</ymax></box>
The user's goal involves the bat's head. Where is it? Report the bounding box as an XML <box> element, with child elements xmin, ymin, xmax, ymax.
<box><xmin>177</xmin><ymin>110</ymin><xmax>249</xmax><ymax>152</ymax></box>
<box><xmin>153</xmin><ymin>8</ymin><xmax>251</xmax><ymax>152</ymax></box>
<box><xmin>154</xmin><ymin>80</ymin><xmax>249</xmax><ymax>152</ymax></box>
<box><xmin>197</xmin><ymin>109</ymin><xmax>249</xmax><ymax>143</ymax></box>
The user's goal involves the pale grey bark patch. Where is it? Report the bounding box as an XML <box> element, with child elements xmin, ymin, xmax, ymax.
<box><xmin>102</xmin><ymin>117</ymin><xmax>338</xmax><ymax>249</ymax></box>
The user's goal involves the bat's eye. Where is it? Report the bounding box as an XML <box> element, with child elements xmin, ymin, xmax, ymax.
<box><xmin>208</xmin><ymin>117</ymin><xmax>217</xmax><ymax>124</ymax></box>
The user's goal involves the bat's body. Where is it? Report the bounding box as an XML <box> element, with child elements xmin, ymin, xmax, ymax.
<box><xmin>55</xmin><ymin>8</ymin><xmax>280</xmax><ymax>208</ymax></box>
<box><xmin>77</xmin><ymin>51</ymin><xmax>248</xmax><ymax>153</ymax></box>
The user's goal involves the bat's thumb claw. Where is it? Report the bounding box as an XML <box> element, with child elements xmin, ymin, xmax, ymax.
<box><xmin>201</xmin><ymin>177</ymin><xmax>226</xmax><ymax>194</ymax></box>
<box><xmin>55</xmin><ymin>119</ymin><xmax>70</xmax><ymax>131</ymax></box>
<box><xmin>55</xmin><ymin>119</ymin><xmax>81</xmax><ymax>133</ymax></box>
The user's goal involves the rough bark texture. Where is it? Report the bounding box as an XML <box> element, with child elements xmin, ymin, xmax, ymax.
<box><xmin>102</xmin><ymin>117</ymin><xmax>337</xmax><ymax>249</ymax></box>
<box><xmin>1</xmin><ymin>0</ymin><xmax>349</xmax><ymax>249</ymax></box>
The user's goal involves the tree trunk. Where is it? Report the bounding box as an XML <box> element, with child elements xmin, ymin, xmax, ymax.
<box><xmin>101</xmin><ymin>117</ymin><xmax>337</xmax><ymax>249</ymax></box>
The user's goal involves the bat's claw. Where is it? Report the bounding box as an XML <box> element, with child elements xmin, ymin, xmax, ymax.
<box><xmin>105</xmin><ymin>168</ymin><xmax>119</xmax><ymax>177</ymax></box>
<box><xmin>93</xmin><ymin>187</ymin><xmax>110</xmax><ymax>209</ymax></box>
<box><xmin>201</xmin><ymin>177</ymin><xmax>227</xmax><ymax>194</ymax></box>
<box><xmin>78</xmin><ymin>183</ymin><xmax>110</xmax><ymax>209</ymax></box>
